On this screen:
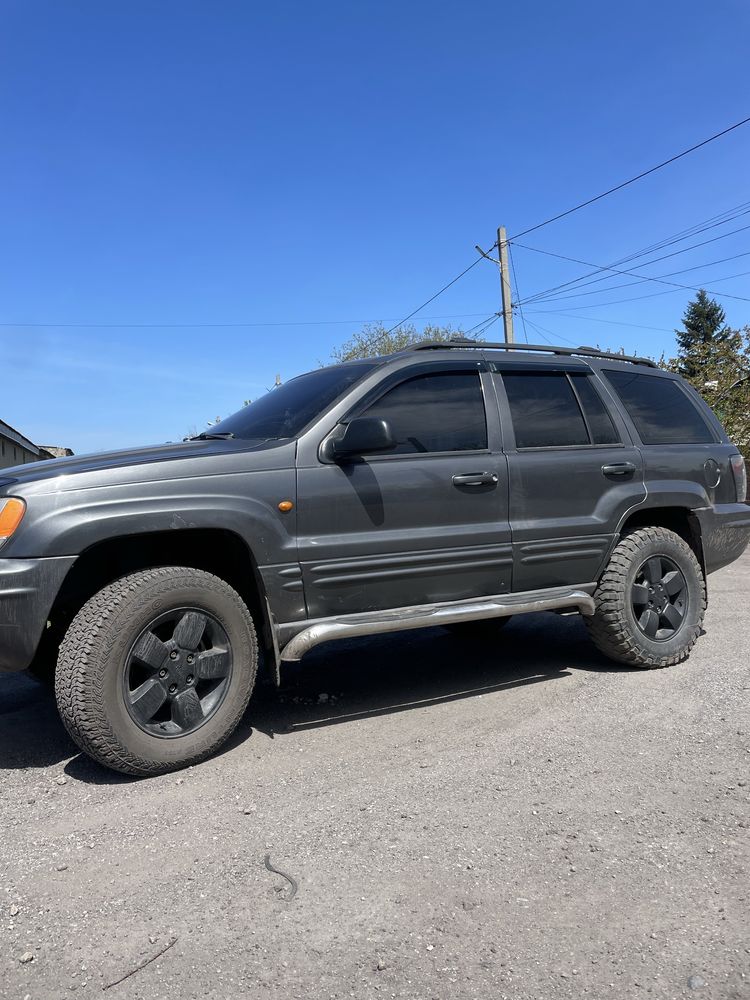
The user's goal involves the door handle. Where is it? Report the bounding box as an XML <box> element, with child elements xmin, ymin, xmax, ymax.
<box><xmin>452</xmin><ymin>472</ymin><xmax>498</xmax><ymax>487</ymax></box>
<box><xmin>601</xmin><ymin>462</ymin><xmax>636</xmax><ymax>478</ymax></box>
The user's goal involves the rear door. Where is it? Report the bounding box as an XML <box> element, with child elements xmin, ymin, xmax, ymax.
<box><xmin>491</xmin><ymin>361</ymin><xmax>647</xmax><ymax>591</ymax></box>
<box><xmin>599</xmin><ymin>365</ymin><xmax>740</xmax><ymax>505</ymax></box>
<box><xmin>296</xmin><ymin>360</ymin><xmax>512</xmax><ymax>618</ymax></box>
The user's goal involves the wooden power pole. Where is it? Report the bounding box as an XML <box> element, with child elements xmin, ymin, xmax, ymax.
<box><xmin>497</xmin><ymin>226</ymin><xmax>514</xmax><ymax>343</ymax></box>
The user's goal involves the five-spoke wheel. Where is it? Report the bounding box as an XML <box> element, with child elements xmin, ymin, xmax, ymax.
<box><xmin>630</xmin><ymin>556</ymin><xmax>688</xmax><ymax>642</ymax></box>
<box><xmin>585</xmin><ymin>526</ymin><xmax>706</xmax><ymax>668</ymax></box>
<box><xmin>125</xmin><ymin>609</ymin><xmax>234</xmax><ymax>738</ymax></box>
<box><xmin>55</xmin><ymin>567</ymin><xmax>258</xmax><ymax>776</ymax></box>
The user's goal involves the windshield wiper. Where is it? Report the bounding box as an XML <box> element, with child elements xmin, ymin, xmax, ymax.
<box><xmin>188</xmin><ymin>431</ymin><xmax>235</xmax><ymax>441</ymax></box>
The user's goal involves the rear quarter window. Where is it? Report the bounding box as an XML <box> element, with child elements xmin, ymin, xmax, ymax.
<box><xmin>604</xmin><ymin>370</ymin><xmax>715</xmax><ymax>445</ymax></box>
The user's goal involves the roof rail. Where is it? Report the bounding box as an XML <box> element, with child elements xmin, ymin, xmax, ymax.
<box><xmin>407</xmin><ymin>338</ymin><xmax>657</xmax><ymax>368</ymax></box>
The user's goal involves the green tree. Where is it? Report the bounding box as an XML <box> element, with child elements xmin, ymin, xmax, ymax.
<box><xmin>331</xmin><ymin>323</ymin><xmax>469</xmax><ymax>362</ymax></box>
<box><xmin>676</xmin><ymin>290</ymin><xmax>730</xmax><ymax>376</ymax></box>
<box><xmin>667</xmin><ymin>296</ymin><xmax>750</xmax><ymax>459</ymax></box>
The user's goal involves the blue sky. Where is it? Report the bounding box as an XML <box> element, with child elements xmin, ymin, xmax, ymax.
<box><xmin>2</xmin><ymin>0</ymin><xmax>749</xmax><ymax>453</ymax></box>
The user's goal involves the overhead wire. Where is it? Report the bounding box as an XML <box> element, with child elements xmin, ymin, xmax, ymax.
<box><xmin>606</xmin><ymin>200</ymin><xmax>750</xmax><ymax>262</ymax></box>
<box><xmin>369</xmin><ymin>118</ymin><xmax>750</xmax><ymax>350</ymax></box>
<box><xmin>522</xmin><ymin>317</ymin><xmax>580</xmax><ymax>347</ymax></box>
<box><xmin>529</xmin><ymin>248</ymin><xmax>750</xmax><ymax>304</ymax></box>
<box><xmin>507</xmin><ymin>115</ymin><xmax>750</xmax><ymax>241</ymax></box>
<box><xmin>507</xmin><ymin>242</ymin><xmax>529</xmax><ymax>342</ymax></box>
<box><xmin>6</xmin><ymin>121</ymin><xmax>748</xmax><ymax>349</ymax></box>
<box><xmin>478</xmin><ymin>315</ymin><xmax>501</xmax><ymax>338</ymax></box>
<box><xmin>524</xmin><ymin>268</ymin><xmax>750</xmax><ymax>312</ymax></box>
<box><xmin>516</xmin><ymin>209</ymin><xmax>750</xmax><ymax>304</ymax></box>
<box><xmin>464</xmin><ymin>313</ymin><xmax>500</xmax><ymax>337</ymax></box>
<box><xmin>519</xmin><ymin>317</ymin><xmax>552</xmax><ymax>344</ymax></box>
<box><xmin>0</xmin><ymin>308</ymin><xmax>497</xmax><ymax>330</ymax></box>
<box><xmin>513</xmin><ymin>242</ymin><xmax>750</xmax><ymax>304</ymax></box>
<box><xmin>381</xmin><ymin>256</ymin><xmax>485</xmax><ymax>336</ymax></box>
<box><xmin>523</xmin><ymin>310</ymin><xmax>675</xmax><ymax>334</ymax></box>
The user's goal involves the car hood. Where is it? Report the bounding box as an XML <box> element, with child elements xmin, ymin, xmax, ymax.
<box><xmin>0</xmin><ymin>438</ymin><xmax>285</xmax><ymax>491</ymax></box>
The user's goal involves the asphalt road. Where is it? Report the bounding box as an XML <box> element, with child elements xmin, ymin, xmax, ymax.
<box><xmin>1</xmin><ymin>552</ymin><xmax>748</xmax><ymax>1000</ymax></box>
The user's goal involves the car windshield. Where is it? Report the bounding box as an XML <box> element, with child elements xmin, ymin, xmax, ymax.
<box><xmin>208</xmin><ymin>362</ymin><xmax>377</xmax><ymax>442</ymax></box>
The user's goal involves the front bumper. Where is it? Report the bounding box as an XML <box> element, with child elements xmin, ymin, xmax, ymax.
<box><xmin>694</xmin><ymin>503</ymin><xmax>750</xmax><ymax>575</ymax></box>
<box><xmin>0</xmin><ymin>557</ymin><xmax>76</xmax><ymax>673</ymax></box>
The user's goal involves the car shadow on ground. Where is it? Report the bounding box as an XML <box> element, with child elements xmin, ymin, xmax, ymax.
<box><xmin>0</xmin><ymin>613</ymin><xmax>631</xmax><ymax>783</ymax></box>
<box><xmin>245</xmin><ymin>612</ymin><xmax>630</xmax><ymax>741</ymax></box>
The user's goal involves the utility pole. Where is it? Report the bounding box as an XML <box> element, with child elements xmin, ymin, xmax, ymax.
<box><xmin>497</xmin><ymin>226</ymin><xmax>514</xmax><ymax>343</ymax></box>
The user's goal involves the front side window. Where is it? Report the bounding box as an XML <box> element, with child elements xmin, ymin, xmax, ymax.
<box><xmin>604</xmin><ymin>370</ymin><xmax>714</xmax><ymax>445</ymax></box>
<box><xmin>360</xmin><ymin>371</ymin><xmax>487</xmax><ymax>454</ymax></box>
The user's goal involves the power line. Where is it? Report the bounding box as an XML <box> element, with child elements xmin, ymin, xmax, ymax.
<box><xmin>525</xmin><ymin>267</ymin><xmax>750</xmax><ymax>312</ymax></box>
<box><xmin>518</xmin><ymin>211</ymin><xmax>750</xmax><ymax>304</ymax></box>
<box><xmin>524</xmin><ymin>310</ymin><xmax>675</xmax><ymax>334</ymax></box>
<box><xmin>522</xmin><ymin>317</ymin><xmax>580</xmax><ymax>347</ymax></box>
<box><xmin>473</xmin><ymin>314</ymin><xmax>501</xmax><ymax>338</ymax></box>
<box><xmin>520</xmin><ymin>317</ymin><xmax>553</xmax><ymax>344</ymax></box>
<box><xmin>514</xmin><ymin>242</ymin><xmax>750</xmax><ymax>304</ymax></box>
<box><xmin>376</xmin><ymin>117</ymin><xmax>750</xmax><ymax>339</ymax></box>
<box><xmin>382</xmin><ymin>256</ymin><xmax>485</xmax><ymax>336</ymax></box>
<box><xmin>507</xmin><ymin>115</ymin><xmax>750</xmax><ymax>241</ymax></box>
<box><xmin>606</xmin><ymin>201</ymin><xmax>750</xmax><ymax>264</ymax></box>
<box><xmin>464</xmin><ymin>313</ymin><xmax>500</xmax><ymax>337</ymax></box>
<box><xmin>517</xmin><ymin>203</ymin><xmax>750</xmax><ymax>304</ymax></box>
<box><xmin>533</xmin><ymin>248</ymin><xmax>750</xmax><ymax>304</ymax></box>
<box><xmin>0</xmin><ymin>309</ymin><xmax>494</xmax><ymax>331</ymax></box>
<box><xmin>9</xmin><ymin>122</ymin><xmax>748</xmax><ymax>345</ymax></box>
<box><xmin>377</xmin><ymin>117</ymin><xmax>750</xmax><ymax>344</ymax></box>
<box><xmin>507</xmin><ymin>242</ymin><xmax>529</xmax><ymax>343</ymax></box>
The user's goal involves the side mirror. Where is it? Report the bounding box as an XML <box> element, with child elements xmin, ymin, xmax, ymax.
<box><xmin>332</xmin><ymin>417</ymin><xmax>396</xmax><ymax>459</ymax></box>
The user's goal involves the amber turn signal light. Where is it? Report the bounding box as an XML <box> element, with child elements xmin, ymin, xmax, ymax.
<box><xmin>0</xmin><ymin>498</ymin><xmax>26</xmax><ymax>540</ymax></box>
<box><xmin>277</xmin><ymin>500</ymin><xmax>294</xmax><ymax>512</ymax></box>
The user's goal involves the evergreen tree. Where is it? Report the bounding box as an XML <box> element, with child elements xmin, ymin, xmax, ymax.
<box><xmin>676</xmin><ymin>290</ymin><xmax>729</xmax><ymax>375</ymax></box>
<box><xmin>667</xmin><ymin>295</ymin><xmax>750</xmax><ymax>459</ymax></box>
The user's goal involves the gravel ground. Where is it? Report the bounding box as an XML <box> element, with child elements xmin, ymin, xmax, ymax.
<box><xmin>1</xmin><ymin>552</ymin><xmax>748</xmax><ymax>1000</ymax></box>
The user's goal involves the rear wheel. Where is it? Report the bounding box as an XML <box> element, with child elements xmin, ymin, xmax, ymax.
<box><xmin>55</xmin><ymin>567</ymin><xmax>258</xmax><ymax>775</ymax></box>
<box><xmin>585</xmin><ymin>527</ymin><xmax>705</xmax><ymax>668</ymax></box>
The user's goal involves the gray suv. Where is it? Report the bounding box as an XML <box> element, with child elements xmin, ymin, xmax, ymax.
<box><xmin>1</xmin><ymin>340</ymin><xmax>748</xmax><ymax>775</ymax></box>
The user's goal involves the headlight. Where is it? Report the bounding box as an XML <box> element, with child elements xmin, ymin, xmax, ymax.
<box><xmin>0</xmin><ymin>498</ymin><xmax>26</xmax><ymax>546</ymax></box>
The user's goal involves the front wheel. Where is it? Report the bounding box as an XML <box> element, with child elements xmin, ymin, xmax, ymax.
<box><xmin>55</xmin><ymin>567</ymin><xmax>258</xmax><ymax>775</ymax></box>
<box><xmin>585</xmin><ymin>527</ymin><xmax>706</xmax><ymax>668</ymax></box>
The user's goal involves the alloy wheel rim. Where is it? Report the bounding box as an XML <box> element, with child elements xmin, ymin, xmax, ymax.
<box><xmin>631</xmin><ymin>555</ymin><xmax>688</xmax><ymax>642</ymax></box>
<box><xmin>123</xmin><ymin>608</ymin><xmax>233</xmax><ymax>738</ymax></box>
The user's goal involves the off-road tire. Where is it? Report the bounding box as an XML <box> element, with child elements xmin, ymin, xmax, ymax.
<box><xmin>55</xmin><ymin>567</ymin><xmax>258</xmax><ymax>776</ymax></box>
<box><xmin>585</xmin><ymin>527</ymin><xmax>706</xmax><ymax>668</ymax></box>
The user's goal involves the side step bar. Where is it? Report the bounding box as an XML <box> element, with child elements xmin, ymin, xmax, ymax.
<box><xmin>279</xmin><ymin>586</ymin><xmax>596</xmax><ymax>662</ymax></box>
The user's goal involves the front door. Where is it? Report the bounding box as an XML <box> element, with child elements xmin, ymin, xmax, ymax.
<box><xmin>491</xmin><ymin>363</ymin><xmax>647</xmax><ymax>591</ymax></box>
<box><xmin>296</xmin><ymin>363</ymin><xmax>512</xmax><ymax>619</ymax></box>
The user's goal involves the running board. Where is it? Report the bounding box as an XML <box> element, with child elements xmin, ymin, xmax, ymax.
<box><xmin>279</xmin><ymin>586</ymin><xmax>596</xmax><ymax>662</ymax></box>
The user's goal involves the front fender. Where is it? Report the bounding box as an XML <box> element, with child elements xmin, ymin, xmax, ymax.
<box><xmin>3</xmin><ymin>468</ymin><xmax>297</xmax><ymax>569</ymax></box>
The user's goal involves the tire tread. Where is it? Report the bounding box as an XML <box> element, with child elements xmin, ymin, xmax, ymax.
<box><xmin>55</xmin><ymin>567</ymin><xmax>257</xmax><ymax>776</ymax></box>
<box><xmin>585</xmin><ymin>526</ymin><xmax>706</xmax><ymax>669</ymax></box>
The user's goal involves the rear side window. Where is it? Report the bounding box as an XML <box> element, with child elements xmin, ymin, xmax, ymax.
<box><xmin>502</xmin><ymin>371</ymin><xmax>621</xmax><ymax>448</ymax></box>
<box><xmin>604</xmin><ymin>370</ymin><xmax>714</xmax><ymax>444</ymax></box>
<box><xmin>361</xmin><ymin>371</ymin><xmax>487</xmax><ymax>454</ymax></box>
<box><xmin>503</xmin><ymin>373</ymin><xmax>589</xmax><ymax>448</ymax></box>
